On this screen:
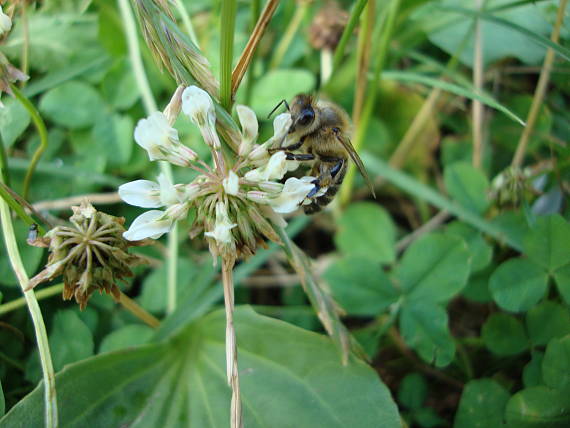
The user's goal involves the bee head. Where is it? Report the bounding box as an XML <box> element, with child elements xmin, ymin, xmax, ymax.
<box><xmin>289</xmin><ymin>94</ymin><xmax>317</xmax><ymax>133</ymax></box>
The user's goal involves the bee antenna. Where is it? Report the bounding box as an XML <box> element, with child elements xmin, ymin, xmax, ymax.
<box><xmin>267</xmin><ymin>99</ymin><xmax>290</xmax><ymax>119</ymax></box>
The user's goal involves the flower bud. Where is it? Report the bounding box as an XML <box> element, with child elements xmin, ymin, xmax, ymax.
<box><xmin>223</xmin><ymin>170</ymin><xmax>240</xmax><ymax>196</ymax></box>
<box><xmin>0</xmin><ymin>6</ymin><xmax>12</xmax><ymax>36</ymax></box>
<box><xmin>182</xmin><ymin>85</ymin><xmax>221</xmax><ymax>149</ymax></box>
<box><xmin>204</xmin><ymin>201</ymin><xmax>237</xmax><ymax>245</ymax></box>
<box><xmin>163</xmin><ymin>85</ymin><xmax>185</xmax><ymax>125</ymax></box>
<box><xmin>236</xmin><ymin>105</ymin><xmax>259</xmax><ymax>156</ymax></box>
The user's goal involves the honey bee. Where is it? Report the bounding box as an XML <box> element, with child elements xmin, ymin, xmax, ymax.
<box><xmin>269</xmin><ymin>94</ymin><xmax>376</xmax><ymax>214</ymax></box>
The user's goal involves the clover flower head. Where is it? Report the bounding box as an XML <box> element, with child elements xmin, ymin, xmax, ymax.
<box><xmin>121</xmin><ymin>85</ymin><xmax>316</xmax><ymax>259</ymax></box>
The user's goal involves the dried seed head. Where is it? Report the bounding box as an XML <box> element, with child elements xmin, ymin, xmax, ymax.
<box><xmin>0</xmin><ymin>53</ymin><xmax>28</xmax><ymax>107</ymax></box>
<box><xmin>308</xmin><ymin>1</ymin><xmax>349</xmax><ymax>51</ymax></box>
<box><xmin>28</xmin><ymin>202</ymin><xmax>147</xmax><ymax>310</ymax></box>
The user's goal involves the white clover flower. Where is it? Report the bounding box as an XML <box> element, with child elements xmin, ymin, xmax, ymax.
<box><xmin>119</xmin><ymin>173</ymin><xmax>181</xmax><ymax>208</ymax></box>
<box><xmin>223</xmin><ymin>170</ymin><xmax>239</xmax><ymax>196</ymax></box>
<box><xmin>268</xmin><ymin>177</ymin><xmax>315</xmax><ymax>214</ymax></box>
<box><xmin>264</xmin><ymin>113</ymin><xmax>293</xmax><ymax>147</ymax></box>
<box><xmin>182</xmin><ymin>86</ymin><xmax>221</xmax><ymax>149</ymax></box>
<box><xmin>205</xmin><ymin>202</ymin><xmax>237</xmax><ymax>245</ymax></box>
<box><xmin>0</xmin><ymin>6</ymin><xmax>11</xmax><ymax>36</ymax></box>
<box><xmin>134</xmin><ymin>112</ymin><xmax>197</xmax><ymax>166</ymax></box>
<box><xmin>245</xmin><ymin>151</ymin><xmax>288</xmax><ymax>182</ymax></box>
<box><xmin>123</xmin><ymin>210</ymin><xmax>173</xmax><ymax>241</ymax></box>
<box><xmin>237</xmin><ymin>105</ymin><xmax>259</xmax><ymax>156</ymax></box>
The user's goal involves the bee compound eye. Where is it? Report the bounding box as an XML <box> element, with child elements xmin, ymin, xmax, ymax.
<box><xmin>298</xmin><ymin>108</ymin><xmax>315</xmax><ymax>126</ymax></box>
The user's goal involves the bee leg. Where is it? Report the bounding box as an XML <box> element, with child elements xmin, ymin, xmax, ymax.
<box><xmin>306</xmin><ymin>179</ymin><xmax>321</xmax><ymax>198</ymax></box>
<box><xmin>285</xmin><ymin>153</ymin><xmax>315</xmax><ymax>161</ymax></box>
<box><xmin>268</xmin><ymin>136</ymin><xmax>307</xmax><ymax>154</ymax></box>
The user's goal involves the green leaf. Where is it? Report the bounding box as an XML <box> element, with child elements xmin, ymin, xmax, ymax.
<box><xmin>398</xmin><ymin>373</ymin><xmax>427</xmax><ymax>410</ymax></box>
<box><xmin>542</xmin><ymin>335</ymin><xmax>570</xmax><ymax>392</ymax></box>
<box><xmin>482</xmin><ymin>313</ymin><xmax>528</xmax><ymax>356</ymax></box>
<box><xmin>447</xmin><ymin>222</ymin><xmax>493</xmax><ymax>273</ymax></box>
<box><xmin>0</xmin><ymin>380</ymin><xmax>4</xmax><ymax>418</ymax></box>
<box><xmin>444</xmin><ymin>162</ymin><xmax>490</xmax><ymax>214</ymax></box>
<box><xmin>462</xmin><ymin>268</ymin><xmax>493</xmax><ymax>303</ymax></box>
<box><xmin>0</xmin><ymin>221</ymin><xmax>44</xmax><ymax>287</ymax></box>
<box><xmin>413</xmin><ymin>407</ymin><xmax>446</xmax><ymax>428</ymax></box>
<box><xmin>523</xmin><ymin>215</ymin><xmax>570</xmax><ymax>273</ymax></box>
<box><xmin>99</xmin><ymin>325</ymin><xmax>154</xmax><ymax>354</ymax></box>
<box><xmin>1</xmin><ymin>307</ymin><xmax>401</xmax><ymax>427</ymax></box>
<box><xmin>394</xmin><ymin>234</ymin><xmax>470</xmax><ymax>302</ymax></box>
<box><xmin>39</xmin><ymin>80</ymin><xmax>106</xmax><ymax>129</ymax></box>
<box><xmin>523</xmin><ymin>351</ymin><xmax>544</xmax><ymax>388</ymax></box>
<box><xmin>505</xmin><ymin>386</ymin><xmax>570</xmax><ymax>428</ymax></box>
<box><xmin>101</xmin><ymin>60</ymin><xmax>140</xmax><ymax>110</ymax></box>
<box><xmin>92</xmin><ymin>113</ymin><xmax>134</xmax><ymax>166</ymax></box>
<box><xmin>3</xmin><ymin>13</ymin><xmax>100</xmax><ymax>72</ymax></box>
<box><xmin>454</xmin><ymin>379</ymin><xmax>510</xmax><ymax>428</ymax></box>
<box><xmin>382</xmin><ymin>71</ymin><xmax>525</xmax><ymax>125</ymax></box>
<box><xmin>250</xmin><ymin>69</ymin><xmax>316</xmax><ymax>116</ymax></box>
<box><xmin>553</xmin><ymin>263</ymin><xmax>570</xmax><ymax>305</ymax></box>
<box><xmin>335</xmin><ymin>202</ymin><xmax>396</xmax><ymax>264</ymax></box>
<box><xmin>400</xmin><ymin>302</ymin><xmax>455</xmax><ymax>367</ymax></box>
<box><xmin>50</xmin><ymin>310</ymin><xmax>94</xmax><ymax>371</ymax></box>
<box><xmin>491</xmin><ymin>211</ymin><xmax>530</xmax><ymax>252</ymax></box>
<box><xmin>0</xmin><ymin>97</ymin><xmax>31</xmax><ymax>147</ymax></box>
<box><xmin>489</xmin><ymin>258</ymin><xmax>549</xmax><ymax>312</ymax></box>
<box><xmin>324</xmin><ymin>257</ymin><xmax>399</xmax><ymax>316</ymax></box>
<box><xmin>526</xmin><ymin>301</ymin><xmax>570</xmax><ymax>346</ymax></box>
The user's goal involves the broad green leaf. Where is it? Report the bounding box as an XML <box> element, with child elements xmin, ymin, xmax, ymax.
<box><xmin>447</xmin><ymin>222</ymin><xmax>493</xmax><ymax>273</ymax></box>
<box><xmin>554</xmin><ymin>264</ymin><xmax>570</xmax><ymax>305</ymax></box>
<box><xmin>92</xmin><ymin>113</ymin><xmax>134</xmax><ymax>166</ymax></box>
<box><xmin>400</xmin><ymin>303</ymin><xmax>455</xmax><ymax>367</ymax></box>
<box><xmin>523</xmin><ymin>351</ymin><xmax>544</xmax><ymax>388</ymax></box>
<box><xmin>0</xmin><ymin>221</ymin><xmax>44</xmax><ymax>287</ymax></box>
<box><xmin>542</xmin><ymin>336</ymin><xmax>570</xmax><ymax>392</ymax></box>
<box><xmin>482</xmin><ymin>313</ymin><xmax>528</xmax><ymax>356</ymax></box>
<box><xmin>394</xmin><ymin>234</ymin><xmax>470</xmax><ymax>302</ymax></box>
<box><xmin>250</xmin><ymin>69</ymin><xmax>316</xmax><ymax>116</ymax></box>
<box><xmin>397</xmin><ymin>373</ymin><xmax>427</xmax><ymax>410</ymax></box>
<box><xmin>0</xmin><ymin>97</ymin><xmax>31</xmax><ymax>147</ymax></box>
<box><xmin>335</xmin><ymin>202</ymin><xmax>396</xmax><ymax>264</ymax></box>
<box><xmin>413</xmin><ymin>407</ymin><xmax>446</xmax><ymax>428</ymax></box>
<box><xmin>526</xmin><ymin>301</ymin><xmax>570</xmax><ymax>346</ymax></box>
<box><xmin>505</xmin><ymin>386</ymin><xmax>570</xmax><ymax>428</ymax></box>
<box><xmin>50</xmin><ymin>310</ymin><xmax>94</xmax><ymax>371</ymax></box>
<box><xmin>39</xmin><ymin>80</ymin><xmax>106</xmax><ymax>129</ymax></box>
<box><xmin>462</xmin><ymin>268</ymin><xmax>493</xmax><ymax>303</ymax></box>
<box><xmin>1</xmin><ymin>307</ymin><xmax>401</xmax><ymax>427</ymax></box>
<box><xmin>489</xmin><ymin>258</ymin><xmax>548</xmax><ymax>312</ymax></box>
<box><xmin>3</xmin><ymin>13</ymin><xmax>100</xmax><ymax>72</ymax></box>
<box><xmin>444</xmin><ymin>162</ymin><xmax>490</xmax><ymax>214</ymax></box>
<box><xmin>523</xmin><ymin>215</ymin><xmax>570</xmax><ymax>273</ymax></box>
<box><xmin>324</xmin><ymin>257</ymin><xmax>399</xmax><ymax>316</ymax></box>
<box><xmin>491</xmin><ymin>211</ymin><xmax>530</xmax><ymax>252</ymax></box>
<box><xmin>454</xmin><ymin>379</ymin><xmax>510</xmax><ymax>428</ymax></box>
<box><xmin>362</xmin><ymin>154</ymin><xmax>522</xmax><ymax>251</ymax></box>
<box><xmin>101</xmin><ymin>60</ymin><xmax>140</xmax><ymax>110</ymax></box>
<box><xmin>99</xmin><ymin>325</ymin><xmax>154</xmax><ymax>354</ymax></box>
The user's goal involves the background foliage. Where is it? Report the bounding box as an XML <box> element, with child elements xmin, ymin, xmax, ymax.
<box><xmin>0</xmin><ymin>0</ymin><xmax>569</xmax><ymax>426</ymax></box>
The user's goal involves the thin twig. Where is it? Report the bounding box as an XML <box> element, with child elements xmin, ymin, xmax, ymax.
<box><xmin>232</xmin><ymin>0</ymin><xmax>280</xmax><ymax>97</ymax></box>
<box><xmin>222</xmin><ymin>256</ymin><xmax>242</xmax><ymax>428</ymax></box>
<box><xmin>472</xmin><ymin>0</ymin><xmax>484</xmax><ymax>168</ymax></box>
<box><xmin>32</xmin><ymin>192</ymin><xmax>122</xmax><ymax>211</ymax></box>
<box><xmin>511</xmin><ymin>0</ymin><xmax>567</xmax><ymax>168</ymax></box>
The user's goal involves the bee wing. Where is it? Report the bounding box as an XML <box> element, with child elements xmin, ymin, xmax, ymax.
<box><xmin>334</xmin><ymin>132</ymin><xmax>376</xmax><ymax>198</ymax></box>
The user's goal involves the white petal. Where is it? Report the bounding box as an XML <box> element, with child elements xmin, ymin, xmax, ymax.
<box><xmin>263</xmin><ymin>113</ymin><xmax>292</xmax><ymax>147</ymax></box>
<box><xmin>123</xmin><ymin>210</ymin><xmax>172</xmax><ymax>241</ymax></box>
<box><xmin>0</xmin><ymin>7</ymin><xmax>11</xmax><ymax>35</ymax></box>
<box><xmin>204</xmin><ymin>202</ymin><xmax>237</xmax><ymax>245</ymax></box>
<box><xmin>269</xmin><ymin>177</ymin><xmax>314</xmax><ymax>214</ymax></box>
<box><xmin>244</xmin><ymin>151</ymin><xmax>288</xmax><ymax>182</ymax></box>
<box><xmin>118</xmin><ymin>180</ymin><xmax>162</xmax><ymax>208</ymax></box>
<box><xmin>157</xmin><ymin>173</ymin><xmax>178</xmax><ymax>205</ymax></box>
<box><xmin>134</xmin><ymin>112</ymin><xmax>179</xmax><ymax>151</ymax></box>
<box><xmin>223</xmin><ymin>170</ymin><xmax>240</xmax><ymax>196</ymax></box>
<box><xmin>237</xmin><ymin>105</ymin><xmax>258</xmax><ymax>155</ymax></box>
<box><xmin>182</xmin><ymin>86</ymin><xmax>214</xmax><ymax>126</ymax></box>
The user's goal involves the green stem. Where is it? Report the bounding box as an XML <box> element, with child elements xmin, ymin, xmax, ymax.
<box><xmin>118</xmin><ymin>0</ymin><xmax>179</xmax><ymax>313</ymax></box>
<box><xmin>0</xmin><ymin>284</ymin><xmax>64</xmax><ymax>315</ymax></box>
<box><xmin>10</xmin><ymin>84</ymin><xmax>48</xmax><ymax>201</ymax></box>
<box><xmin>332</xmin><ymin>0</ymin><xmax>368</xmax><ymax>71</ymax></box>
<box><xmin>0</xmin><ymin>177</ymin><xmax>58</xmax><ymax>427</ymax></box>
<box><xmin>339</xmin><ymin>0</ymin><xmax>401</xmax><ymax>206</ymax></box>
<box><xmin>220</xmin><ymin>0</ymin><xmax>237</xmax><ymax>111</ymax></box>
<box><xmin>269</xmin><ymin>2</ymin><xmax>308</xmax><ymax>70</ymax></box>
<box><xmin>0</xmin><ymin>132</ymin><xmax>11</xmax><ymax>187</ymax></box>
<box><xmin>0</xmin><ymin>183</ymin><xmax>46</xmax><ymax>235</ymax></box>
